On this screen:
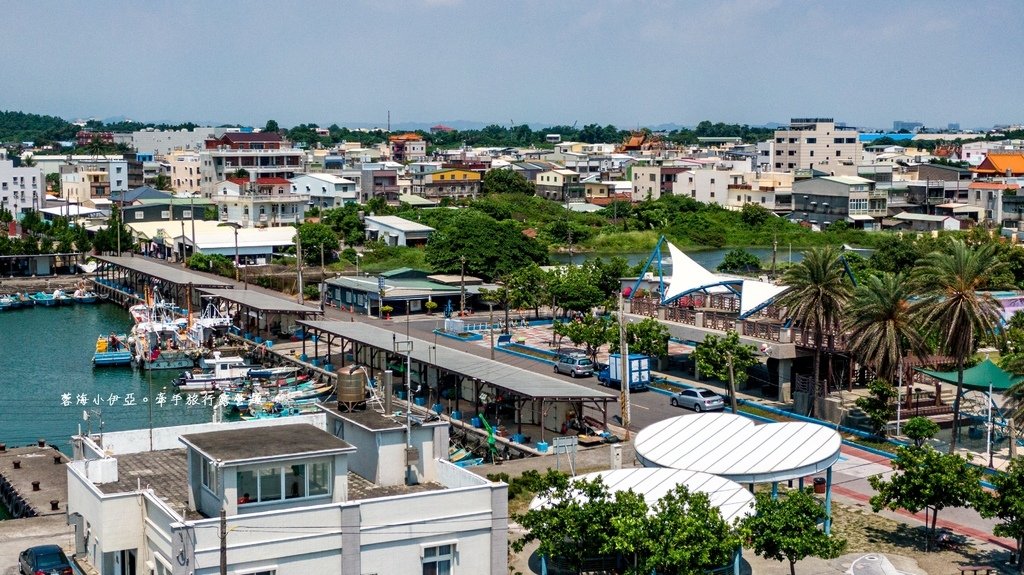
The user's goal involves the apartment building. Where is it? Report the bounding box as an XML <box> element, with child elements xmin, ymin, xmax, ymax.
<box><xmin>389</xmin><ymin>133</ymin><xmax>428</xmax><ymax>163</ymax></box>
<box><xmin>410</xmin><ymin>168</ymin><xmax>481</xmax><ymax>200</ymax></box>
<box><xmin>60</xmin><ymin>165</ymin><xmax>111</xmax><ymax>204</ymax></box>
<box><xmin>66</xmin><ymin>414</ymin><xmax>507</xmax><ymax>575</ymax></box>
<box><xmin>210</xmin><ymin>176</ymin><xmax>309</xmax><ymax>228</ymax></box>
<box><xmin>771</xmin><ymin>118</ymin><xmax>859</xmax><ymax>173</ymax></box>
<box><xmin>115</xmin><ymin>127</ymin><xmax>216</xmax><ymax>157</ymax></box>
<box><xmin>200</xmin><ymin>133</ymin><xmax>304</xmax><ymax>198</ymax></box>
<box><xmin>166</xmin><ymin>150</ymin><xmax>203</xmax><ymax>195</ymax></box>
<box><xmin>535</xmin><ymin>169</ymin><xmax>582</xmax><ymax>202</ymax></box>
<box><xmin>290</xmin><ymin>173</ymin><xmax>358</xmax><ymax>208</ymax></box>
<box><xmin>0</xmin><ymin>151</ymin><xmax>43</xmax><ymax>215</ymax></box>
<box><xmin>792</xmin><ymin>175</ymin><xmax>883</xmax><ymax>229</ymax></box>
<box><xmin>359</xmin><ymin>164</ymin><xmax>400</xmax><ymax>202</ymax></box>
<box><xmin>34</xmin><ymin>155</ymin><xmax>131</xmax><ymax>194</ymax></box>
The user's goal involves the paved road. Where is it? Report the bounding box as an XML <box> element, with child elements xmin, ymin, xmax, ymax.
<box><xmin>0</xmin><ymin>516</ymin><xmax>75</xmax><ymax>575</ymax></box>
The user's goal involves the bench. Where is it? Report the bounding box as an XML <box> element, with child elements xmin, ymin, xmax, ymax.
<box><xmin>958</xmin><ymin>566</ymin><xmax>995</xmax><ymax>575</ymax></box>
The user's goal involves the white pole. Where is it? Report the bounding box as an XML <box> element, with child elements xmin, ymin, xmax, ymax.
<box><xmin>895</xmin><ymin>357</ymin><xmax>903</xmax><ymax>437</ymax></box>
<box><xmin>618</xmin><ymin>291</ymin><xmax>630</xmax><ymax>440</ymax></box>
<box><xmin>987</xmin><ymin>378</ymin><xmax>993</xmax><ymax>468</ymax></box>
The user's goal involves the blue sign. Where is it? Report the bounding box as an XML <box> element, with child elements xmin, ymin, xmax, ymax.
<box><xmin>378</xmin><ymin>276</ymin><xmax>385</xmax><ymax>290</ymax></box>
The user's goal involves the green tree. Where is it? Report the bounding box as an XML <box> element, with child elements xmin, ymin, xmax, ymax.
<box><xmin>903</xmin><ymin>416</ymin><xmax>939</xmax><ymax>447</ymax></box>
<box><xmin>296</xmin><ymin>222</ymin><xmax>338</xmax><ymax>266</ymax></box>
<box><xmin>153</xmin><ymin>173</ymin><xmax>173</xmax><ymax>191</ymax></box>
<box><xmin>544</xmin><ymin>265</ymin><xmax>605</xmax><ymax>317</ymax></box>
<box><xmin>321</xmin><ymin>203</ymin><xmax>366</xmax><ymax>246</ymax></box>
<box><xmin>846</xmin><ymin>272</ymin><xmax>924</xmax><ymax>385</ymax></box>
<box><xmin>717</xmin><ymin>248</ymin><xmax>761</xmax><ymax>273</ymax></box>
<box><xmin>869</xmin><ymin>445</ymin><xmax>985</xmax><ymax>551</ymax></box>
<box><xmin>553</xmin><ymin>314</ymin><xmax>615</xmax><ymax>363</ymax></box>
<box><xmin>912</xmin><ymin>239</ymin><xmax>1007</xmax><ymax>453</ymax></box>
<box><xmin>980</xmin><ymin>456</ymin><xmax>1024</xmax><ymax>570</ymax></box>
<box><xmin>740</xmin><ymin>203</ymin><xmax>772</xmax><ymax>227</ymax></box>
<box><xmin>231</xmin><ymin>168</ymin><xmax>250</xmax><ymax>180</ymax></box>
<box><xmin>263</xmin><ymin>119</ymin><xmax>280</xmax><ymax>133</ymax></box>
<box><xmin>424</xmin><ymin>210</ymin><xmax>548</xmax><ymax>281</ymax></box>
<box><xmin>743</xmin><ymin>488</ymin><xmax>847</xmax><ymax>575</ymax></box>
<box><xmin>618</xmin><ymin>316</ymin><xmax>671</xmax><ymax>360</ymax></box>
<box><xmin>690</xmin><ymin>330</ymin><xmax>759</xmax><ymax>414</ymax></box>
<box><xmin>505</xmin><ymin>263</ymin><xmax>545</xmax><ymax>318</ymax></box>
<box><xmin>777</xmin><ymin>246</ymin><xmax>853</xmax><ymax>413</ymax></box>
<box><xmin>854</xmin><ymin>379</ymin><xmax>898</xmax><ymax>437</ymax></box>
<box><xmin>45</xmin><ymin>172</ymin><xmax>61</xmax><ymax>196</ymax></box>
<box><xmin>482</xmin><ymin>167</ymin><xmax>535</xmax><ymax>195</ymax></box>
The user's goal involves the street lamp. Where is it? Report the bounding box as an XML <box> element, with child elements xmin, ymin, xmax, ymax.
<box><xmin>355</xmin><ymin>252</ymin><xmax>364</xmax><ymax>277</ymax></box>
<box><xmin>395</xmin><ymin>339</ymin><xmax>415</xmax><ymax>485</ymax></box>
<box><xmin>218</xmin><ymin>222</ymin><xmax>242</xmax><ymax>286</ymax></box>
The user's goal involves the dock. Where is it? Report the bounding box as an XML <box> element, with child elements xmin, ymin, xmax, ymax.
<box><xmin>0</xmin><ymin>441</ymin><xmax>70</xmax><ymax>518</ymax></box>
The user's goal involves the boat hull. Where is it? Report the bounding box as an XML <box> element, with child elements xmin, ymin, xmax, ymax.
<box><xmin>93</xmin><ymin>352</ymin><xmax>134</xmax><ymax>367</ymax></box>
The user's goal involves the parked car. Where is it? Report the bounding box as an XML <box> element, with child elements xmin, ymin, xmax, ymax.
<box><xmin>552</xmin><ymin>354</ymin><xmax>594</xmax><ymax>378</ymax></box>
<box><xmin>670</xmin><ymin>388</ymin><xmax>724</xmax><ymax>412</ymax></box>
<box><xmin>19</xmin><ymin>545</ymin><xmax>73</xmax><ymax>575</ymax></box>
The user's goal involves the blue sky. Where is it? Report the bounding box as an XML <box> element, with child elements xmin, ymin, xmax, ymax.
<box><xmin>4</xmin><ymin>0</ymin><xmax>1023</xmax><ymax>131</ymax></box>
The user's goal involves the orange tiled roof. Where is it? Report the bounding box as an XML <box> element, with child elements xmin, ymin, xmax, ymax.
<box><xmin>969</xmin><ymin>181</ymin><xmax>1020</xmax><ymax>190</ymax></box>
<box><xmin>389</xmin><ymin>133</ymin><xmax>422</xmax><ymax>142</ymax></box>
<box><xmin>971</xmin><ymin>151</ymin><xmax>1024</xmax><ymax>175</ymax></box>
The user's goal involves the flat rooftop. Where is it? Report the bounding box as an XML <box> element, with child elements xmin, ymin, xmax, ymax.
<box><xmin>96</xmin><ymin>255</ymin><xmax>232</xmax><ymax>288</ymax></box>
<box><xmin>181</xmin><ymin>424</ymin><xmax>354</xmax><ymax>464</ymax></box>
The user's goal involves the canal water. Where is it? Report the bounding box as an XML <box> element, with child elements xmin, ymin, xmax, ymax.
<box><xmin>0</xmin><ymin>304</ymin><xmax>215</xmax><ymax>455</ymax></box>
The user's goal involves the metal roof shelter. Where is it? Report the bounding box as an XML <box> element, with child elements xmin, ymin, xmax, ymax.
<box><xmin>298</xmin><ymin>320</ymin><xmax>615</xmax><ymax>441</ymax></box>
<box><xmin>529</xmin><ymin>468</ymin><xmax>755</xmax><ymax>524</ymax></box>
<box><xmin>634</xmin><ymin>413</ymin><xmax>842</xmax><ymax>532</ymax></box>
<box><xmin>92</xmin><ymin>255</ymin><xmax>232</xmax><ymax>310</ymax></box>
<box><xmin>199</xmin><ymin>288</ymin><xmax>324</xmax><ymax>339</ymax></box>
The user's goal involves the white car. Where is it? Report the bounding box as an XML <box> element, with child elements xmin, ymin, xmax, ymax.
<box><xmin>670</xmin><ymin>388</ymin><xmax>725</xmax><ymax>412</ymax></box>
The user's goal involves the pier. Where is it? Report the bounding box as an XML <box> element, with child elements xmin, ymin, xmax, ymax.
<box><xmin>0</xmin><ymin>441</ymin><xmax>70</xmax><ymax>519</ymax></box>
<box><xmin>91</xmin><ymin>255</ymin><xmax>232</xmax><ymax>310</ymax></box>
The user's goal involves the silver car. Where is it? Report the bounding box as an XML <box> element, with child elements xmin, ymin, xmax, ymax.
<box><xmin>670</xmin><ymin>388</ymin><xmax>725</xmax><ymax>412</ymax></box>
<box><xmin>553</xmin><ymin>354</ymin><xmax>594</xmax><ymax>378</ymax></box>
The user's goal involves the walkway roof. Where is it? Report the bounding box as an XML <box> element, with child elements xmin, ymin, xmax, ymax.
<box><xmin>298</xmin><ymin>320</ymin><xmax>615</xmax><ymax>401</ymax></box>
<box><xmin>199</xmin><ymin>288</ymin><xmax>322</xmax><ymax>315</ymax></box>
<box><xmin>634</xmin><ymin>413</ymin><xmax>841</xmax><ymax>483</ymax></box>
<box><xmin>96</xmin><ymin>255</ymin><xmax>232</xmax><ymax>288</ymax></box>
<box><xmin>530</xmin><ymin>468</ymin><xmax>754</xmax><ymax>524</ymax></box>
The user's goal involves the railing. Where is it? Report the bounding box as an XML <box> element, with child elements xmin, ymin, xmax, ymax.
<box><xmin>630</xmin><ymin>298</ymin><xmax>660</xmax><ymax>318</ymax></box>
<box><xmin>704</xmin><ymin>313</ymin><xmax>733</xmax><ymax>331</ymax></box>
<box><xmin>664</xmin><ymin>307</ymin><xmax>696</xmax><ymax>325</ymax></box>
<box><xmin>743</xmin><ymin>321</ymin><xmax>781</xmax><ymax>342</ymax></box>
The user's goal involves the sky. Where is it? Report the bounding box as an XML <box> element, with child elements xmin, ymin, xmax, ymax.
<box><xmin>4</xmin><ymin>0</ymin><xmax>1024</xmax><ymax>131</ymax></box>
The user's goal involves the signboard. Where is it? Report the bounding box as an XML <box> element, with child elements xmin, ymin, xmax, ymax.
<box><xmin>552</xmin><ymin>435</ymin><xmax>578</xmax><ymax>454</ymax></box>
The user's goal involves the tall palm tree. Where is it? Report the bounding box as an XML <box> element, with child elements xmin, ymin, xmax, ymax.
<box><xmin>912</xmin><ymin>239</ymin><xmax>1007</xmax><ymax>454</ymax></box>
<box><xmin>778</xmin><ymin>245</ymin><xmax>853</xmax><ymax>414</ymax></box>
<box><xmin>846</xmin><ymin>272</ymin><xmax>926</xmax><ymax>386</ymax></box>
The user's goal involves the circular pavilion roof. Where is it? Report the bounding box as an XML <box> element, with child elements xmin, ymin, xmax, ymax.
<box><xmin>633</xmin><ymin>413</ymin><xmax>842</xmax><ymax>484</ymax></box>
<box><xmin>529</xmin><ymin>467</ymin><xmax>755</xmax><ymax>524</ymax></box>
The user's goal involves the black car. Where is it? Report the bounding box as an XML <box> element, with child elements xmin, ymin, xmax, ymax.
<box><xmin>19</xmin><ymin>545</ymin><xmax>73</xmax><ymax>575</ymax></box>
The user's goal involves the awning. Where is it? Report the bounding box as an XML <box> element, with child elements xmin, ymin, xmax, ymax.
<box><xmin>847</xmin><ymin>214</ymin><xmax>875</xmax><ymax>221</ymax></box>
<box><xmin>915</xmin><ymin>358</ymin><xmax>1023</xmax><ymax>392</ymax></box>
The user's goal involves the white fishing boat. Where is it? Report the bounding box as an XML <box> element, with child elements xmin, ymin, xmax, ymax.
<box><xmin>129</xmin><ymin>294</ymin><xmax>199</xmax><ymax>370</ymax></box>
<box><xmin>186</xmin><ymin>301</ymin><xmax>235</xmax><ymax>348</ymax></box>
<box><xmin>173</xmin><ymin>352</ymin><xmax>255</xmax><ymax>392</ymax></box>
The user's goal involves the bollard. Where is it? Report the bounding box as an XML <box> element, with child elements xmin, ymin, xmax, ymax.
<box><xmin>49</xmin><ymin>500</ymin><xmax>59</xmax><ymax>511</ymax></box>
<box><xmin>0</xmin><ymin>443</ymin><xmax>5</xmax><ymax>452</ymax></box>
<box><xmin>13</xmin><ymin>460</ymin><xmax>20</xmax><ymax>469</ymax></box>
<box><xmin>31</xmin><ymin>481</ymin><xmax>40</xmax><ymax>491</ymax></box>
<box><xmin>53</xmin><ymin>455</ymin><xmax>62</xmax><ymax>465</ymax></box>
<box><xmin>37</xmin><ymin>439</ymin><xmax>45</xmax><ymax>448</ymax></box>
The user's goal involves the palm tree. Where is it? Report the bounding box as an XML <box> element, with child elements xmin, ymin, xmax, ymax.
<box><xmin>912</xmin><ymin>239</ymin><xmax>1007</xmax><ymax>454</ymax></box>
<box><xmin>777</xmin><ymin>245</ymin><xmax>853</xmax><ymax>414</ymax></box>
<box><xmin>846</xmin><ymin>272</ymin><xmax>925</xmax><ymax>385</ymax></box>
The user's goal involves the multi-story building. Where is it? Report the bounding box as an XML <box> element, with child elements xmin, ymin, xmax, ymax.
<box><xmin>410</xmin><ymin>168</ymin><xmax>481</xmax><ymax>200</ymax></box>
<box><xmin>75</xmin><ymin>130</ymin><xmax>114</xmax><ymax>147</ymax></box>
<box><xmin>66</xmin><ymin>415</ymin><xmax>508</xmax><ymax>575</ymax></box>
<box><xmin>200</xmin><ymin>133</ymin><xmax>304</xmax><ymax>198</ymax></box>
<box><xmin>389</xmin><ymin>133</ymin><xmax>427</xmax><ymax>163</ymax></box>
<box><xmin>791</xmin><ymin>175</ymin><xmax>883</xmax><ymax>229</ymax></box>
<box><xmin>0</xmin><ymin>151</ymin><xmax>43</xmax><ymax>215</ymax></box>
<box><xmin>167</xmin><ymin>150</ymin><xmax>204</xmax><ymax>195</ymax></box>
<box><xmin>34</xmin><ymin>155</ymin><xmax>130</xmax><ymax>194</ymax></box>
<box><xmin>771</xmin><ymin>118</ymin><xmax>859</xmax><ymax>173</ymax></box>
<box><xmin>114</xmin><ymin>127</ymin><xmax>216</xmax><ymax>157</ymax></box>
<box><xmin>60</xmin><ymin>165</ymin><xmax>111</xmax><ymax>204</ymax></box>
<box><xmin>210</xmin><ymin>177</ymin><xmax>308</xmax><ymax>228</ymax></box>
<box><xmin>535</xmin><ymin>168</ymin><xmax>582</xmax><ymax>202</ymax></box>
<box><xmin>359</xmin><ymin>164</ymin><xmax>400</xmax><ymax>202</ymax></box>
<box><xmin>290</xmin><ymin>173</ymin><xmax>358</xmax><ymax>208</ymax></box>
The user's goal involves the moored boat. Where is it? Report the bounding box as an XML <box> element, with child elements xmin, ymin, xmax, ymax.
<box><xmin>72</xmin><ymin>288</ymin><xmax>99</xmax><ymax>304</ymax></box>
<box><xmin>53</xmin><ymin>289</ymin><xmax>73</xmax><ymax>306</ymax></box>
<box><xmin>30</xmin><ymin>292</ymin><xmax>57</xmax><ymax>306</ymax></box>
<box><xmin>173</xmin><ymin>353</ymin><xmax>255</xmax><ymax>392</ymax></box>
<box><xmin>93</xmin><ymin>334</ymin><xmax>132</xmax><ymax>367</ymax></box>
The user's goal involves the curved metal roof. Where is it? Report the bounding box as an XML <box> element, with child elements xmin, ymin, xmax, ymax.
<box><xmin>530</xmin><ymin>467</ymin><xmax>754</xmax><ymax>524</ymax></box>
<box><xmin>634</xmin><ymin>413</ymin><xmax>841</xmax><ymax>483</ymax></box>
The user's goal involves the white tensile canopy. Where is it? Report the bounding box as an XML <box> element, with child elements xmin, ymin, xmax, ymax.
<box><xmin>634</xmin><ymin>413</ymin><xmax>841</xmax><ymax>484</ymax></box>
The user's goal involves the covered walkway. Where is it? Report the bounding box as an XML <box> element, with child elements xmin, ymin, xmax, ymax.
<box><xmin>199</xmin><ymin>288</ymin><xmax>323</xmax><ymax>341</ymax></box>
<box><xmin>91</xmin><ymin>255</ymin><xmax>231</xmax><ymax>310</ymax></box>
<box><xmin>298</xmin><ymin>320</ymin><xmax>616</xmax><ymax>444</ymax></box>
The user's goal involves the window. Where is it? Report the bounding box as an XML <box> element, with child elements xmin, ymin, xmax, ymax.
<box><xmin>183</xmin><ymin>209</ymin><xmax>192</xmax><ymax>218</ymax></box>
<box><xmin>423</xmin><ymin>544</ymin><xmax>454</xmax><ymax>575</ymax></box>
<box><xmin>161</xmin><ymin>210</ymin><xmax>170</xmax><ymax>218</ymax></box>
<box><xmin>649</xmin><ymin>174</ymin><xmax>655</xmax><ymax>182</ymax></box>
<box><xmin>201</xmin><ymin>459</ymin><xmax>218</xmax><ymax>492</ymax></box>
<box><xmin>260</xmin><ymin>467</ymin><xmax>283</xmax><ymax>501</ymax></box>
<box><xmin>134</xmin><ymin>211</ymin><xmax>144</xmax><ymax>220</ymax></box>
<box><xmin>806</xmin><ymin>138</ymin><xmax>816</xmax><ymax>144</ymax></box>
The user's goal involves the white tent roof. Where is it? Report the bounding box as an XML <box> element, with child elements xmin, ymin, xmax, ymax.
<box><xmin>634</xmin><ymin>413</ymin><xmax>841</xmax><ymax>483</ymax></box>
<box><xmin>739</xmin><ymin>279</ymin><xmax>789</xmax><ymax>316</ymax></box>
<box><xmin>529</xmin><ymin>468</ymin><xmax>754</xmax><ymax>524</ymax></box>
<box><xmin>663</xmin><ymin>241</ymin><xmax>724</xmax><ymax>301</ymax></box>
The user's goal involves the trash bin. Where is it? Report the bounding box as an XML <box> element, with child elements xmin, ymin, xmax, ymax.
<box><xmin>414</xmin><ymin>397</ymin><xmax>426</xmax><ymax>407</ymax></box>
<box><xmin>813</xmin><ymin>477</ymin><xmax>827</xmax><ymax>494</ymax></box>
<box><xmin>536</xmin><ymin>441</ymin><xmax>549</xmax><ymax>453</ymax></box>
<box><xmin>451</xmin><ymin>410</ymin><xmax>461</xmax><ymax>420</ymax></box>
<box><xmin>471</xmin><ymin>417</ymin><xmax>481</xmax><ymax>428</ymax></box>
<box><xmin>433</xmin><ymin>403</ymin><xmax>444</xmax><ymax>414</ymax></box>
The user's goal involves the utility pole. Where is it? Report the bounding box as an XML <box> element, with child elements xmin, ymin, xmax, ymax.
<box><xmin>219</xmin><ymin>507</ymin><xmax>227</xmax><ymax>575</ymax></box>
<box><xmin>618</xmin><ymin>290</ymin><xmax>630</xmax><ymax>441</ymax></box>
<box><xmin>189</xmin><ymin>193</ymin><xmax>196</xmax><ymax>265</ymax></box>
<box><xmin>489</xmin><ymin>302</ymin><xmax>495</xmax><ymax>360</ymax></box>
<box><xmin>459</xmin><ymin>255</ymin><xmax>466</xmax><ymax>317</ymax></box>
<box><xmin>296</xmin><ymin>231</ymin><xmax>304</xmax><ymax>304</ymax></box>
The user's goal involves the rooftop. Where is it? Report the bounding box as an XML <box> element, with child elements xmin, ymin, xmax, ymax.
<box><xmin>97</xmin><ymin>449</ymin><xmax>200</xmax><ymax>519</ymax></box>
<box><xmin>96</xmin><ymin>255</ymin><xmax>232</xmax><ymax>288</ymax></box>
<box><xmin>199</xmin><ymin>288</ymin><xmax>323</xmax><ymax>315</ymax></box>
<box><xmin>363</xmin><ymin>215</ymin><xmax>435</xmax><ymax>233</ymax></box>
<box><xmin>181</xmin><ymin>424</ymin><xmax>354</xmax><ymax>464</ymax></box>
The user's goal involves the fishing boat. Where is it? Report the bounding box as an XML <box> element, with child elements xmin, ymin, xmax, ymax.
<box><xmin>72</xmin><ymin>288</ymin><xmax>99</xmax><ymax>304</ymax></box>
<box><xmin>30</xmin><ymin>292</ymin><xmax>57</xmax><ymax>306</ymax></box>
<box><xmin>222</xmin><ymin>377</ymin><xmax>328</xmax><ymax>413</ymax></box>
<box><xmin>93</xmin><ymin>334</ymin><xmax>132</xmax><ymax>367</ymax></box>
<box><xmin>14</xmin><ymin>292</ymin><xmax>32</xmax><ymax>306</ymax></box>
<box><xmin>186</xmin><ymin>301</ymin><xmax>234</xmax><ymax>348</ymax></box>
<box><xmin>53</xmin><ymin>289</ymin><xmax>73</xmax><ymax>306</ymax></box>
<box><xmin>0</xmin><ymin>296</ymin><xmax>13</xmax><ymax>311</ymax></box>
<box><xmin>239</xmin><ymin>397</ymin><xmax>321</xmax><ymax>420</ymax></box>
<box><xmin>173</xmin><ymin>353</ymin><xmax>256</xmax><ymax>392</ymax></box>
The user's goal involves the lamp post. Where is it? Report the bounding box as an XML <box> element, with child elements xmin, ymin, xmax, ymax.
<box><xmin>459</xmin><ymin>255</ymin><xmax>466</xmax><ymax>317</ymax></box>
<box><xmin>189</xmin><ymin>193</ymin><xmax>197</xmax><ymax>261</ymax></box>
<box><xmin>218</xmin><ymin>222</ymin><xmax>241</xmax><ymax>284</ymax></box>
<box><xmin>395</xmin><ymin>339</ymin><xmax>415</xmax><ymax>485</ymax></box>
<box><xmin>355</xmin><ymin>252</ymin><xmax>363</xmax><ymax>277</ymax></box>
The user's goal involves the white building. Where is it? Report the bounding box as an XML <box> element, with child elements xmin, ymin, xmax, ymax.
<box><xmin>116</xmin><ymin>128</ymin><xmax>216</xmax><ymax>157</ymax></box>
<box><xmin>66</xmin><ymin>411</ymin><xmax>508</xmax><ymax>575</ymax></box>
<box><xmin>0</xmin><ymin>151</ymin><xmax>43</xmax><ymax>215</ymax></box>
<box><xmin>209</xmin><ymin>177</ymin><xmax>309</xmax><ymax>228</ymax></box>
<box><xmin>364</xmin><ymin>215</ymin><xmax>435</xmax><ymax>247</ymax></box>
<box><xmin>33</xmin><ymin>155</ymin><xmax>130</xmax><ymax>194</ymax></box>
<box><xmin>290</xmin><ymin>173</ymin><xmax>358</xmax><ymax>208</ymax></box>
<box><xmin>166</xmin><ymin>151</ymin><xmax>204</xmax><ymax>196</ymax></box>
<box><xmin>771</xmin><ymin>118</ymin><xmax>860</xmax><ymax>173</ymax></box>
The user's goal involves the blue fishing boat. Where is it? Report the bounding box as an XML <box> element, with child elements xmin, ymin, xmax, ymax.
<box><xmin>0</xmin><ymin>296</ymin><xmax>14</xmax><ymax>311</ymax></box>
<box><xmin>72</xmin><ymin>289</ymin><xmax>99</xmax><ymax>304</ymax></box>
<box><xmin>53</xmin><ymin>289</ymin><xmax>73</xmax><ymax>306</ymax></box>
<box><xmin>30</xmin><ymin>292</ymin><xmax>57</xmax><ymax>306</ymax></box>
<box><xmin>93</xmin><ymin>334</ymin><xmax>132</xmax><ymax>367</ymax></box>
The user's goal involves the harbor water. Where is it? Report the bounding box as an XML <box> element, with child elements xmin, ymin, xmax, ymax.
<box><xmin>0</xmin><ymin>303</ymin><xmax>215</xmax><ymax>456</ymax></box>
